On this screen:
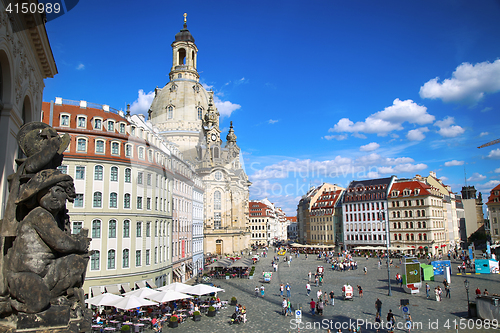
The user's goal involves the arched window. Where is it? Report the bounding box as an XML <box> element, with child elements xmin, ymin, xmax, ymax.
<box><xmin>422</xmin><ymin>221</ymin><xmax>426</xmax><ymax>228</ymax></box>
<box><xmin>124</xmin><ymin>193</ymin><xmax>131</xmax><ymax>208</ymax></box>
<box><xmin>404</xmin><ymin>211</ymin><xmax>408</xmax><ymax>218</ymax></box>
<box><xmin>138</xmin><ymin>147</ymin><xmax>145</xmax><ymax>159</ymax></box>
<box><xmin>91</xmin><ymin>251</ymin><xmax>100</xmax><ymax>270</ymax></box>
<box><xmin>123</xmin><ymin>220</ymin><xmax>130</xmax><ymax>238</ymax></box>
<box><xmin>92</xmin><ymin>220</ymin><xmax>101</xmax><ymax>238</ymax></box>
<box><xmin>111</xmin><ymin>166</ymin><xmax>118</xmax><ymax>181</ymax></box>
<box><xmin>136</xmin><ymin>250</ymin><xmax>141</xmax><ymax>267</ymax></box>
<box><xmin>418</xmin><ymin>233</ymin><xmax>422</xmax><ymax>241</ymax></box>
<box><xmin>410</xmin><ymin>222</ymin><xmax>414</xmax><ymax>229</ymax></box>
<box><xmin>108</xmin><ymin>250</ymin><xmax>115</xmax><ymax>269</ymax></box>
<box><xmin>214</xmin><ymin>191</ymin><xmax>221</xmax><ymax>210</ymax></box>
<box><xmin>93</xmin><ymin>192</ymin><xmax>102</xmax><ymax>208</ymax></box>
<box><xmin>95</xmin><ymin>140</ymin><xmax>104</xmax><ymax>153</ymax></box>
<box><xmin>423</xmin><ymin>233</ymin><xmax>427</xmax><ymax>240</ymax></box>
<box><xmin>77</xmin><ymin>138</ymin><xmax>86</xmax><ymax>152</ymax></box>
<box><xmin>110</xmin><ymin>192</ymin><xmax>117</xmax><ymax>208</ymax></box>
<box><xmin>123</xmin><ymin>249</ymin><xmax>129</xmax><ymax>268</ymax></box>
<box><xmin>94</xmin><ymin>165</ymin><xmax>103</xmax><ymax>180</ymax></box>
<box><xmin>397</xmin><ymin>211</ymin><xmax>400</xmax><ymax>218</ymax></box>
<box><xmin>417</xmin><ymin>210</ymin><xmax>421</xmax><ymax>217</ymax></box>
<box><xmin>410</xmin><ymin>234</ymin><xmax>414</xmax><ymax>240</ymax></box>
<box><xmin>406</xmin><ymin>234</ymin><xmax>410</xmax><ymax>241</ymax></box>
<box><xmin>409</xmin><ymin>211</ymin><xmax>413</xmax><ymax>217</ymax></box>
<box><xmin>125</xmin><ymin>168</ymin><xmax>131</xmax><ymax>183</ymax></box>
<box><xmin>197</xmin><ymin>107</ymin><xmax>203</xmax><ymax>120</ymax></box>
<box><xmin>421</xmin><ymin>210</ymin><xmax>425</xmax><ymax>217</ymax></box>
<box><xmin>109</xmin><ymin>219</ymin><xmax>116</xmax><ymax>238</ymax></box>
<box><xmin>167</xmin><ymin>106</ymin><xmax>173</xmax><ymax>119</ymax></box>
<box><xmin>111</xmin><ymin>142</ymin><xmax>119</xmax><ymax>155</ymax></box>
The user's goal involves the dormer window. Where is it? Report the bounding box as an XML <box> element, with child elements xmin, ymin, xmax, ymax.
<box><xmin>107</xmin><ymin>121</ymin><xmax>115</xmax><ymax>132</ymax></box>
<box><xmin>131</xmin><ymin>126</ymin><xmax>136</xmax><ymax>136</ymax></box>
<box><xmin>60</xmin><ymin>114</ymin><xmax>69</xmax><ymax>126</ymax></box>
<box><xmin>94</xmin><ymin>119</ymin><xmax>102</xmax><ymax>130</ymax></box>
<box><xmin>167</xmin><ymin>106</ymin><xmax>173</xmax><ymax>119</ymax></box>
<box><xmin>77</xmin><ymin>116</ymin><xmax>86</xmax><ymax>128</ymax></box>
<box><xmin>119</xmin><ymin>123</ymin><xmax>126</xmax><ymax>134</ymax></box>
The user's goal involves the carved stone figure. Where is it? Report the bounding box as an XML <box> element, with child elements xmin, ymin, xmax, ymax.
<box><xmin>0</xmin><ymin>122</ymin><xmax>90</xmax><ymax>332</ymax></box>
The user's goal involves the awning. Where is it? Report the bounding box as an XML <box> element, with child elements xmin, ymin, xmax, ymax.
<box><xmin>419</xmin><ymin>246</ymin><xmax>424</xmax><ymax>249</ymax></box>
<box><xmin>187</xmin><ymin>263</ymin><xmax>193</xmax><ymax>271</ymax></box>
<box><xmin>441</xmin><ymin>244</ymin><xmax>446</xmax><ymax>247</ymax></box>
<box><xmin>104</xmin><ymin>284</ymin><xmax>121</xmax><ymax>295</ymax></box>
<box><xmin>121</xmin><ymin>283</ymin><xmax>131</xmax><ymax>293</ymax></box>
<box><xmin>135</xmin><ymin>281</ymin><xmax>147</xmax><ymax>289</ymax></box>
<box><xmin>173</xmin><ymin>268</ymin><xmax>182</xmax><ymax>278</ymax></box>
<box><xmin>146</xmin><ymin>279</ymin><xmax>158</xmax><ymax>289</ymax></box>
<box><xmin>91</xmin><ymin>286</ymin><xmax>102</xmax><ymax>297</ymax></box>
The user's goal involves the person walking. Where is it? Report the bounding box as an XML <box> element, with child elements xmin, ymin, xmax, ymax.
<box><xmin>308</xmin><ymin>271</ymin><xmax>312</xmax><ymax>282</ymax></box>
<box><xmin>329</xmin><ymin>291</ymin><xmax>335</xmax><ymax>306</ymax></box>
<box><xmin>445</xmin><ymin>284</ymin><xmax>451</xmax><ymax>298</ymax></box>
<box><xmin>280</xmin><ymin>284</ymin><xmax>284</xmax><ymax>297</ymax></box>
<box><xmin>260</xmin><ymin>285</ymin><xmax>265</xmax><ymax>298</ymax></box>
<box><xmin>286</xmin><ymin>283</ymin><xmax>291</xmax><ymax>298</ymax></box>
<box><xmin>317</xmin><ymin>299</ymin><xmax>324</xmax><ymax>316</ymax></box>
<box><xmin>306</xmin><ymin>283</ymin><xmax>311</xmax><ymax>296</ymax></box>
<box><xmin>387</xmin><ymin>309</ymin><xmax>395</xmax><ymax>332</ymax></box>
<box><xmin>324</xmin><ymin>292</ymin><xmax>328</xmax><ymax>307</ymax></box>
<box><xmin>282</xmin><ymin>298</ymin><xmax>287</xmax><ymax>316</ymax></box>
<box><xmin>255</xmin><ymin>286</ymin><xmax>259</xmax><ymax>297</ymax></box>
<box><xmin>310</xmin><ymin>299</ymin><xmax>316</xmax><ymax>316</ymax></box>
<box><xmin>315</xmin><ymin>276</ymin><xmax>319</xmax><ymax>287</ymax></box>
<box><xmin>357</xmin><ymin>285</ymin><xmax>363</xmax><ymax>298</ymax></box>
<box><xmin>375</xmin><ymin>298</ymin><xmax>382</xmax><ymax>316</ymax></box>
<box><xmin>364</xmin><ymin>266</ymin><xmax>367</xmax><ymax>275</ymax></box>
<box><xmin>317</xmin><ymin>289</ymin><xmax>322</xmax><ymax>300</ymax></box>
<box><xmin>286</xmin><ymin>298</ymin><xmax>292</xmax><ymax>316</ymax></box>
<box><xmin>425</xmin><ymin>283</ymin><xmax>430</xmax><ymax>299</ymax></box>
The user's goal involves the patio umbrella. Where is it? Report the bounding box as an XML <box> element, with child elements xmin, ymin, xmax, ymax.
<box><xmin>230</xmin><ymin>260</ymin><xmax>251</xmax><ymax>268</ymax></box>
<box><xmin>206</xmin><ymin>261</ymin><xmax>229</xmax><ymax>269</ymax></box>
<box><xmin>124</xmin><ymin>287</ymin><xmax>162</xmax><ymax>298</ymax></box>
<box><xmin>157</xmin><ymin>282</ymin><xmax>192</xmax><ymax>293</ymax></box>
<box><xmin>108</xmin><ymin>295</ymin><xmax>158</xmax><ymax>310</ymax></box>
<box><xmin>184</xmin><ymin>284</ymin><xmax>225</xmax><ymax>296</ymax></box>
<box><xmin>85</xmin><ymin>293</ymin><xmax>124</xmax><ymax>306</ymax></box>
<box><xmin>148</xmin><ymin>290</ymin><xmax>193</xmax><ymax>303</ymax></box>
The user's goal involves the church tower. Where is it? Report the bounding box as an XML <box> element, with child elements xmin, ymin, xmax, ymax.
<box><xmin>148</xmin><ymin>14</ymin><xmax>251</xmax><ymax>255</ymax></box>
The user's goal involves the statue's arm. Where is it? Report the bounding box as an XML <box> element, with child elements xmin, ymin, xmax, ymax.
<box><xmin>29</xmin><ymin>209</ymin><xmax>88</xmax><ymax>253</ymax></box>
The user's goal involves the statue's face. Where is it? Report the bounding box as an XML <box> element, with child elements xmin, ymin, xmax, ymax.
<box><xmin>39</xmin><ymin>185</ymin><xmax>67</xmax><ymax>214</ymax></box>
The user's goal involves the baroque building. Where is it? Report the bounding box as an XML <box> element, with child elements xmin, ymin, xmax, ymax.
<box><xmin>149</xmin><ymin>16</ymin><xmax>251</xmax><ymax>255</ymax></box>
<box><xmin>487</xmin><ymin>184</ymin><xmax>500</xmax><ymax>243</ymax></box>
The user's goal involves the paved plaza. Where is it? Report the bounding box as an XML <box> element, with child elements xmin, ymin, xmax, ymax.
<box><xmin>149</xmin><ymin>251</ymin><xmax>500</xmax><ymax>332</ymax></box>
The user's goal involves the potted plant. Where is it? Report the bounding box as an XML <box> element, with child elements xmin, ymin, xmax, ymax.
<box><xmin>169</xmin><ymin>315</ymin><xmax>179</xmax><ymax>328</ymax></box>
<box><xmin>120</xmin><ymin>325</ymin><xmax>130</xmax><ymax>333</ymax></box>
<box><xmin>230</xmin><ymin>296</ymin><xmax>237</xmax><ymax>306</ymax></box>
<box><xmin>225</xmin><ymin>272</ymin><xmax>230</xmax><ymax>280</ymax></box>
<box><xmin>207</xmin><ymin>306</ymin><xmax>216</xmax><ymax>317</ymax></box>
<box><xmin>193</xmin><ymin>310</ymin><xmax>201</xmax><ymax>321</ymax></box>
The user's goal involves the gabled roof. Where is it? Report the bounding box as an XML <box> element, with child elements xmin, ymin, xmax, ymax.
<box><xmin>487</xmin><ymin>184</ymin><xmax>500</xmax><ymax>204</ymax></box>
<box><xmin>311</xmin><ymin>190</ymin><xmax>344</xmax><ymax>210</ymax></box>
<box><xmin>388</xmin><ymin>180</ymin><xmax>433</xmax><ymax>198</ymax></box>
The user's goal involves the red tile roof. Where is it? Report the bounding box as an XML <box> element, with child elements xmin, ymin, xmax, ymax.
<box><xmin>487</xmin><ymin>184</ymin><xmax>500</xmax><ymax>204</ymax></box>
<box><xmin>388</xmin><ymin>180</ymin><xmax>433</xmax><ymax>198</ymax></box>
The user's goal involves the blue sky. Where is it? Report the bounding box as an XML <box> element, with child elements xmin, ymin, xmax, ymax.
<box><xmin>43</xmin><ymin>0</ymin><xmax>500</xmax><ymax>215</ymax></box>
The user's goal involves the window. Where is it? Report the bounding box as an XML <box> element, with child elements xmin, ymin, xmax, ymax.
<box><xmin>107</xmin><ymin>121</ymin><xmax>114</xmax><ymax>131</ymax></box>
<box><xmin>124</xmin><ymin>194</ymin><xmax>131</xmax><ymax>208</ymax></box>
<box><xmin>72</xmin><ymin>221</ymin><xmax>82</xmax><ymax>235</ymax></box>
<box><xmin>74</xmin><ymin>194</ymin><xmax>84</xmax><ymax>207</ymax></box>
<box><xmin>110</xmin><ymin>166</ymin><xmax>118</xmax><ymax>181</ymax></box>
<box><xmin>136</xmin><ymin>222</ymin><xmax>142</xmax><ymax>237</ymax></box>
<box><xmin>147</xmin><ymin>173</ymin><xmax>152</xmax><ymax>185</ymax></box>
<box><xmin>94</xmin><ymin>118</ymin><xmax>102</xmax><ymax>129</ymax></box>
<box><xmin>92</xmin><ymin>220</ymin><xmax>101</xmax><ymax>238</ymax></box>
<box><xmin>94</xmin><ymin>165</ymin><xmax>103</xmax><ymax>180</ymax></box>
<box><xmin>214</xmin><ymin>212</ymin><xmax>221</xmax><ymax>229</ymax></box>
<box><xmin>91</xmin><ymin>251</ymin><xmax>100</xmax><ymax>270</ymax></box>
<box><xmin>57</xmin><ymin>165</ymin><xmax>68</xmax><ymax>174</ymax></box>
<box><xmin>197</xmin><ymin>107</ymin><xmax>202</xmax><ymax>120</ymax></box>
<box><xmin>125</xmin><ymin>168</ymin><xmax>131</xmax><ymax>183</ymax></box>
<box><xmin>137</xmin><ymin>172</ymin><xmax>143</xmax><ymax>184</ymax></box>
<box><xmin>137</xmin><ymin>196</ymin><xmax>143</xmax><ymax>209</ymax></box>
<box><xmin>148</xmin><ymin>150</ymin><xmax>153</xmax><ymax>161</ymax></box>
<box><xmin>147</xmin><ymin>198</ymin><xmax>151</xmax><ymax>210</ymax></box>
<box><xmin>109</xmin><ymin>220</ymin><xmax>116</xmax><ymax>238</ymax></box>
<box><xmin>119</xmin><ymin>123</ymin><xmax>125</xmax><ymax>134</ymax></box>
<box><xmin>96</xmin><ymin>140</ymin><xmax>104</xmax><ymax>153</ymax></box>
<box><xmin>77</xmin><ymin>116</ymin><xmax>86</xmax><ymax>128</ymax></box>
<box><xmin>123</xmin><ymin>220</ymin><xmax>130</xmax><ymax>238</ymax></box>
<box><xmin>77</xmin><ymin>138</ymin><xmax>86</xmax><ymax>152</ymax></box>
<box><xmin>146</xmin><ymin>249</ymin><xmax>150</xmax><ymax>265</ymax></box>
<box><xmin>111</xmin><ymin>142</ymin><xmax>119</xmax><ymax>155</ymax></box>
<box><xmin>214</xmin><ymin>191</ymin><xmax>221</xmax><ymax>210</ymax></box>
<box><xmin>93</xmin><ymin>192</ymin><xmax>102</xmax><ymax>208</ymax></box>
<box><xmin>125</xmin><ymin>144</ymin><xmax>132</xmax><ymax>157</ymax></box>
<box><xmin>135</xmin><ymin>250</ymin><xmax>141</xmax><ymax>267</ymax></box>
<box><xmin>138</xmin><ymin>147</ymin><xmax>144</xmax><ymax>159</ymax></box>
<box><xmin>123</xmin><ymin>249</ymin><xmax>129</xmax><ymax>268</ymax></box>
<box><xmin>60</xmin><ymin>114</ymin><xmax>69</xmax><ymax>126</ymax></box>
<box><xmin>75</xmin><ymin>166</ymin><xmax>85</xmax><ymax>179</ymax></box>
<box><xmin>146</xmin><ymin>222</ymin><xmax>151</xmax><ymax>237</ymax></box>
<box><xmin>106</xmin><ymin>193</ymin><xmax>116</xmax><ymax>209</ymax></box>
<box><xmin>167</xmin><ymin>106</ymin><xmax>173</xmax><ymax>119</ymax></box>
<box><xmin>108</xmin><ymin>250</ymin><xmax>116</xmax><ymax>269</ymax></box>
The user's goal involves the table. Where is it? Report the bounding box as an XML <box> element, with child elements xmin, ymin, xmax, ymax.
<box><xmin>104</xmin><ymin>328</ymin><xmax>116</xmax><ymax>332</ymax></box>
<box><xmin>133</xmin><ymin>323</ymin><xmax>145</xmax><ymax>333</ymax></box>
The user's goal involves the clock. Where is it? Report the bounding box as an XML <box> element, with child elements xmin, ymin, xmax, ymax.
<box><xmin>211</xmin><ymin>134</ymin><xmax>217</xmax><ymax>141</ymax></box>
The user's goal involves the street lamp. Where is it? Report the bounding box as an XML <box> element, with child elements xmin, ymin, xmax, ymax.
<box><xmin>464</xmin><ymin>279</ymin><xmax>470</xmax><ymax>317</ymax></box>
<box><xmin>380</xmin><ymin>209</ymin><xmax>392</xmax><ymax>296</ymax></box>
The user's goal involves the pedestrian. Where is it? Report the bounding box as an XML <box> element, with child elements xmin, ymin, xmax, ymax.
<box><xmin>306</xmin><ymin>283</ymin><xmax>311</xmax><ymax>296</ymax></box>
<box><xmin>280</xmin><ymin>283</ymin><xmax>284</xmax><ymax>297</ymax></box>
<box><xmin>375</xmin><ymin>298</ymin><xmax>382</xmax><ymax>316</ymax></box>
<box><xmin>387</xmin><ymin>309</ymin><xmax>395</xmax><ymax>332</ymax></box>
<box><xmin>324</xmin><ymin>292</ymin><xmax>328</xmax><ymax>306</ymax></box>
<box><xmin>484</xmin><ymin>289</ymin><xmax>489</xmax><ymax>296</ymax></box>
<box><xmin>319</xmin><ymin>275</ymin><xmax>323</xmax><ymax>286</ymax></box>
<box><xmin>310</xmin><ymin>299</ymin><xmax>316</xmax><ymax>316</ymax></box>
<box><xmin>308</xmin><ymin>271</ymin><xmax>312</xmax><ymax>282</ymax></box>
<box><xmin>364</xmin><ymin>266</ymin><xmax>367</xmax><ymax>275</ymax></box>
<box><xmin>254</xmin><ymin>286</ymin><xmax>259</xmax><ymax>297</ymax></box>
<box><xmin>286</xmin><ymin>298</ymin><xmax>292</xmax><ymax>316</ymax></box>
<box><xmin>426</xmin><ymin>283</ymin><xmax>430</xmax><ymax>299</ymax></box>
<box><xmin>475</xmin><ymin>287</ymin><xmax>481</xmax><ymax>296</ymax></box>
<box><xmin>317</xmin><ymin>299</ymin><xmax>324</xmax><ymax>316</ymax></box>
<box><xmin>445</xmin><ymin>284</ymin><xmax>451</xmax><ymax>298</ymax></box>
<box><xmin>375</xmin><ymin>313</ymin><xmax>382</xmax><ymax>333</ymax></box>
<box><xmin>260</xmin><ymin>285</ymin><xmax>265</xmax><ymax>298</ymax></box>
<box><xmin>282</xmin><ymin>298</ymin><xmax>287</xmax><ymax>316</ymax></box>
<box><xmin>317</xmin><ymin>289</ymin><xmax>322</xmax><ymax>300</ymax></box>
<box><xmin>315</xmin><ymin>276</ymin><xmax>319</xmax><ymax>287</ymax></box>
<box><xmin>329</xmin><ymin>291</ymin><xmax>335</xmax><ymax>306</ymax></box>
<box><xmin>286</xmin><ymin>283</ymin><xmax>291</xmax><ymax>298</ymax></box>
<box><xmin>357</xmin><ymin>285</ymin><xmax>363</xmax><ymax>297</ymax></box>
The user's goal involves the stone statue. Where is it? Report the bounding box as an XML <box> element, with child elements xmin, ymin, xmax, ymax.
<box><xmin>0</xmin><ymin>122</ymin><xmax>91</xmax><ymax>332</ymax></box>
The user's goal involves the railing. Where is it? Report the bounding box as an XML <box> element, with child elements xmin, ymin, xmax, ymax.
<box><xmin>60</xmin><ymin>98</ymin><xmax>123</xmax><ymax>116</ymax></box>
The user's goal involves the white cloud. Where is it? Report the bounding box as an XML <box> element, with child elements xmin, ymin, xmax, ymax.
<box><xmin>475</xmin><ymin>180</ymin><xmax>500</xmax><ymax>191</ymax></box>
<box><xmin>201</xmin><ymin>83</ymin><xmax>214</xmax><ymax>90</ymax></box>
<box><xmin>444</xmin><ymin>160</ymin><xmax>464</xmax><ymax>167</ymax></box>
<box><xmin>434</xmin><ymin>116</ymin><xmax>465</xmax><ymax>138</ymax></box>
<box><xmin>360</xmin><ymin>142</ymin><xmax>380</xmax><ymax>152</ymax></box>
<box><xmin>130</xmin><ymin>89</ymin><xmax>154</xmax><ymax>114</ymax></box>
<box><xmin>419</xmin><ymin>59</ymin><xmax>500</xmax><ymax>103</ymax></box>
<box><xmin>378</xmin><ymin>163</ymin><xmax>427</xmax><ymax>175</ymax></box>
<box><xmin>329</xmin><ymin>99</ymin><xmax>434</xmax><ymax>136</ymax></box>
<box><xmin>487</xmin><ymin>148</ymin><xmax>500</xmax><ymax>159</ymax></box>
<box><xmin>407</xmin><ymin>127</ymin><xmax>429</xmax><ymax>141</ymax></box>
<box><xmin>481</xmin><ymin>107</ymin><xmax>493</xmax><ymax>113</ymax></box>
<box><xmin>214</xmin><ymin>96</ymin><xmax>241</xmax><ymax>118</ymax></box>
<box><xmin>76</xmin><ymin>63</ymin><xmax>85</xmax><ymax>70</ymax></box>
<box><xmin>440</xmin><ymin>176</ymin><xmax>449</xmax><ymax>182</ymax></box>
<box><xmin>268</xmin><ymin>119</ymin><xmax>279</xmax><ymax>124</ymax></box>
<box><xmin>467</xmin><ymin>172</ymin><xmax>487</xmax><ymax>182</ymax></box>
<box><xmin>495</xmin><ymin>168</ymin><xmax>500</xmax><ymax>173</ymax></box>
<box><xmin>480</xmin><ymin>132</ymin><xmax>489</xmax><ymax>137</ymax></box>
<box><xmin>323</xmin><ymin>134</ymin><xmax>348</xmax><ymax>141</ymax></box>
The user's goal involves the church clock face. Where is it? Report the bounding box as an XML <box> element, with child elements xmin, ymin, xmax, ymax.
<box><xmin>211</xmin><ymin>134</ymin><xmax>217</xmax><ymax>141</ymax></box>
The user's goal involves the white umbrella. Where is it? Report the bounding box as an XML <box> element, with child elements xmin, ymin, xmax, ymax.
<box><xmin>85</xmin><ymin>293</ymin><xmax>123</xmax><ymax>306</ymax></box>
<box><xmin>123</xmin><ymin>287</ymin><xmax>162</xmax><ymax>298</ymax></box>
<box><xmin>108</xmin><ymin>295</ymin><xmax>158</xmax><ymax>310</ymax></box>
<box><xmin>148</xmin><ymin>290</ymin><xmax>193</xmax><ymax>303</ymax></box>
<box><xmin>157</xmin><ymin>282</ymin><xmax>191</xmax><ymax>293</ymax></box>
<box><xmin>184</xmin><ymin>284</ymin><xmax>225</xmax><ymax>296</ymax></box>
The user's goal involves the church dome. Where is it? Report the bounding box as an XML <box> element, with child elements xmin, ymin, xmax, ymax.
<box><xmin>175</xmin><ymin>24</ymin><xmax>195</xmax><ymax>43</ymax></box>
